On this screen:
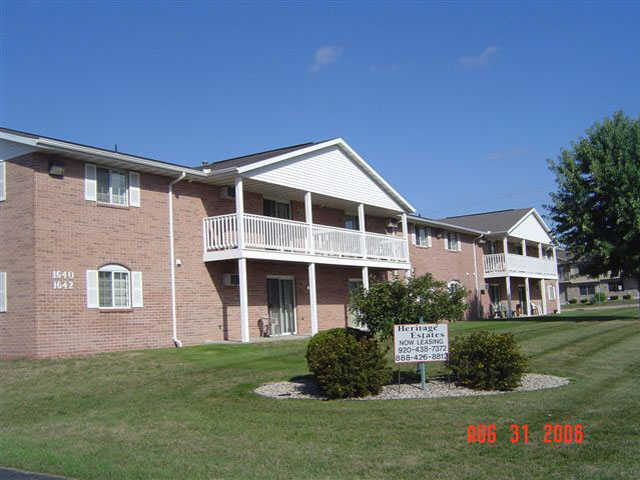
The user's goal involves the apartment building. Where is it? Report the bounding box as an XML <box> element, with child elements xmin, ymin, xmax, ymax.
<box><xmin>0</xmin><ymin>127</ymin><xmax>559</xmax><ymax>358</ymax></box>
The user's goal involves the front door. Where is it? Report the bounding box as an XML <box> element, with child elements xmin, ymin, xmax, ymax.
<box><xmin>267</xmin><ymin>277</ymin><xmax>296</xmax><ymax>335</ymax></box>
<box><xmin>347</xmin><ymin>279</ymin><xmax>363</xmax><ymax>327</ymax></box>
<box><xmin>518</xmin><ymin>286</ymin><xmax>527</xmax><ymax>315</ymax></box>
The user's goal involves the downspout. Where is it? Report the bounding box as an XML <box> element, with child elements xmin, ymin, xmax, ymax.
<box><xmin>169</xmin><ymin>172</ymin><xmax>187</xmax><ymax>347</ymax></box>
<box><xmin>472</xmin><ymin>234</ymin><xmax>484</xmax><ymax>319</ymax></box>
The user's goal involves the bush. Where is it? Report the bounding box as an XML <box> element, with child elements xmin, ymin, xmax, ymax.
<box><xmin>580</xmin><ymin>298</ymin><xmax>589</xmax><ymax>304</ymax></box>
<box><xmin>447</xmin><ymin>331</ymin><xmax>528</xmax><ymax>391</ymax></box>
<box><xmin>306</xmin><ymin>328</ymin><xmax>390</xmax><ymax>399</ymax></box>
<box><xmin>609</xmin><ymin>295</ymin><xmax>619</xmax><ymax>301</ymax></box>
<box><xmin>568</xmin><ymin>298</ymin><xmax>578</xmax><ymax>304</ymax></box>
<box><xmin>592</xmin><ymin>292</ymin><xmax>607</xmax><ymax>303</ymax></box>
<box><xmin>623</xmin><ymin>294</ymin><xmax>632</xmax><ymax>300</ymax></box>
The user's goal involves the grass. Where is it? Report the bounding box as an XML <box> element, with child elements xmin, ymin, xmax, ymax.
<box><xmin>1</xmin><ymin>307</ymin><xmax>639</xmax><ymax>479</ymax></box>
<box><xmin>563</xmin><ymin>298</ymin><xmax>639</xmax><ymax>309</ymax></box>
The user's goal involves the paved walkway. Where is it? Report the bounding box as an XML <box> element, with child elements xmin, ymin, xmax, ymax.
<box><xmin>0</xmin><ymin>468</ymin><xmax>66</xmax><ymax>480</ymax></box>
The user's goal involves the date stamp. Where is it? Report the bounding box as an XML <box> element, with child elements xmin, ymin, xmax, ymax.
<box><xmin>467</xmin><ymin>424</ymin><xmax>584</xmax><ymax>444</ymax></box>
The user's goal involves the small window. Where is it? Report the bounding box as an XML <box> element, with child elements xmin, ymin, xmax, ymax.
<box><xmin>344</xmin><ymin>215</ymin><xmax>359</xmax><ymax>230</ymax></box>
<box><xmin>415</xmin><ymin>226</ymin><xmax>431</xmax><ymax>247</ymax></box>
<box><xmin>445</xmin><ymin>232</ymin><xmax>461</xmax><ymax>251</ymax></box>
<box><xmin>97</xmin><ymin>167</ymin><xmax>128</xmax><ymax>206</ymax></box>
<box><xmin>223</xmin><ymin>273</ymin><xmax>240</xmax><ymax>286</ymax></box>
<box><xmin>263</xmin><ymin>199</ymin><xmax>290</xmax><ymax>219</ymax></box>
<box><xmin>548</xmin><ymin>284</ymin><xmax>557</xmax><ymax>300</ymax></box>
<box><xmin>488</xmin><ymin>241</ymin><xmax>498</xmax><ymax>254</ymax></box>
<box><xmin>98</xmin><ymin>265</ymin><xmax>130</xmax><ymax>308</ymax></box>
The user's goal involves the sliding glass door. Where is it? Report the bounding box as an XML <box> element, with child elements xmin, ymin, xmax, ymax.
<box><xmin>267</xmin><ymin>277</ymin><xmax>296</xmax><ymax>335</ymax></box>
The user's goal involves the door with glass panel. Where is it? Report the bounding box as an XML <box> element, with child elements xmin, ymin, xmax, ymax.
<box><xmin>267</xmin><ymin>277</ymin><xmax>296</xmax><ymax>335</ymax></box>
<box><xmin>347</xmin><ymin>279</ymin><xmax>363</xmax><ymax>327</ymax></box>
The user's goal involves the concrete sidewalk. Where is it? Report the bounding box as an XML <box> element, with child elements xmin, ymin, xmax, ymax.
<box><xmin>0</xmin><ymin>468</ymin><xmax>67</xmax><ymax>480</ymax></box>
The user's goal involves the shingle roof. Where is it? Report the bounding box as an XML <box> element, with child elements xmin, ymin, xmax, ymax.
<box><xmin>206</xmin><ymin>141</ymin><xmax>321</xmax><ymax>171</ymax></box>
<box><xmin>438</xmin><ymin>208</ymin><xmax>533</xmax><ymax>233</ymax></box>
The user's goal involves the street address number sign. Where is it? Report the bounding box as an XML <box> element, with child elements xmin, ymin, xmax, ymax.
<box><xmin>393</xmin><ymin>323</ymin><xmax>449</xmax><ymax>363</ymax></box>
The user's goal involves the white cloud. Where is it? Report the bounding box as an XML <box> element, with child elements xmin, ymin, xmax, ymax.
<box><xmin>309</xmin><ymin>46</ymin><xmax>343</xmax><ymax>72</ymax></box>
<box><xmin>458</xmin><ymin>46</ymin><xmax>498</xmax><ymax>68</ymax></box>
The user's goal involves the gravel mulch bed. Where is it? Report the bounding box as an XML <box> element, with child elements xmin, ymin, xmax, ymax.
<box><xmin>254</xmin><ymin>373</ymin><xmax>569</xmax><ymax>400</ymax></box>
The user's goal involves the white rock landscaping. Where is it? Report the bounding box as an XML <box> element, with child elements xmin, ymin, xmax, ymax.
<box><xmin>255</xmin><ymin>373</ymin><xmax>569</xmax><ymax>401</ymax></box>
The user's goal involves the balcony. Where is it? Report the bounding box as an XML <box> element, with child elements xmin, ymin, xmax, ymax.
<box><xmin>203</xmin><ymin>213</ymin><xmax>409</xmax><ymax>267</ymax></box>
<box><xmin>484</xmin><ymin>253</ymin><xmax>558</xmax><ymax>279</ymax></box>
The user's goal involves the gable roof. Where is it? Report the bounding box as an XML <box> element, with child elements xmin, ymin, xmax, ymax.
<box><xmin>0</xmin><ymin>127</ymin><xmax>414</xmax><ymax>212</ymax></box>
<box><xmin>439</xmin><ymin>208</ymin><xmax>536</xmax><ymax>233</ymax></box>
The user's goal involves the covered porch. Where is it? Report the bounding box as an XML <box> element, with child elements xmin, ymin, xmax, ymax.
<box><xmin>487</xmin><ymin>276</ymin><xmax>560</xmax><ymax>317</ymax></box>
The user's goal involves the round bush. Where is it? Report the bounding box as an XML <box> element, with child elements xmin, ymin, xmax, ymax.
<box><xmin>306</xmin><ymin>328</ymin><xmax>390</xmax><ymax>399</ymax></box>
<box><xmin>446</xmin><ymin>331</ymin><xmax>528</xmax><ymax>391</ymax></box>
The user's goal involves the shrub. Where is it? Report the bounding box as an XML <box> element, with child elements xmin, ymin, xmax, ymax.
<box><xmin>306</xmin><ymin>328</ymin><xmax>390</xmax><ymax>399</ymax></box>
<box><xmin>623</xmin><ymin>294</ymin><xmax>632</xmax><ymax>300</ymax></box>
<box><xmin>580</xmin><ymin>298</ymin><xmax>589</xmax><ymax>304</ymax></box>
<box><xmin>447</xmin><ymin>331</ymin><xmax>528</xmax><ymax>391</ymax></box>
<box><xmin>592</xmin><ymin>292</ymin><xmax>606</xmax><ymax>303</ymax></box>
<box><xmin>609</xmin><ymin>295</ymin><xmax>619</xmax><ymax>301</ymax></box>
<box><xmin>569</xmin><ymin>298</ymin><xmax>578</xmax><ymax>304</ymax></box>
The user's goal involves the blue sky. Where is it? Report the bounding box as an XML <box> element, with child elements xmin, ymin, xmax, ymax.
<box><xmin>2</xmin><ymin>2</ymin><xmax>639</xmax><ymax>218</ymax></box>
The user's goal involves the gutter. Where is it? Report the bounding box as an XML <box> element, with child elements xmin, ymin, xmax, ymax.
<box><xmin>169</xmin><ymin>172</ymin><xmax>187</xmax><ymax>347</ymax></box>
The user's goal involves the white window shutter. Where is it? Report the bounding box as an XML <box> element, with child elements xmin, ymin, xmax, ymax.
<box><xmin>85</xmin><ymin>164</ymin><xmax>97</xmax><ymax>201</ymax></box>
<box><xmin>444</xmin><ymin>233</ymin><xmax>449</xmax><ymax>250</ymax></box>
<box><xmin>129</xmin><ymin>172</ymin><xmax>140</xmax><ymax>207</ymax></box>
<box><xmin>132</xmin><ymin>271</ymin><xmax>143</xmax><ymax>307</ymax></box>
<box><xmin>427</xmin><ymin>228</ymin><xmax>432</xmax><ymax>247</ymax></box>
<box><xmin>0</xmin><ymin>161</ymin><xmax>5</xmax><ymax>201</ymax></box>
<box><xmin>0</xmin><ymin>272</ymin><xmax>6</xmax><ymax>312</ymax></box>
<box><xmin>457</xmin><ymin>233</ymin><xmax>462</xmax><ymax>251</ymax></box>
<box><xmin>86</xmin><ymin>270</ymin><xmax>99</xmax><ymax>308</ymax></box>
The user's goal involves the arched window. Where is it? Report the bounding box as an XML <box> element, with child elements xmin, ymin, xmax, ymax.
<box><xmin>98</xmin><ymin>264</ymin><xmax>130</xmax><ymax>308</ymax></box>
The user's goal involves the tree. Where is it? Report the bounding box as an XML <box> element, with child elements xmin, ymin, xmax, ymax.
<box><xmin>348</xmin><ymin>274</ymin><xmax>468</xmax><ymax>340</ymax></box>
<box><xmin>547</xmin><ymin>111</ymin><xmax>640</xmax><ymax>314</ymax></box>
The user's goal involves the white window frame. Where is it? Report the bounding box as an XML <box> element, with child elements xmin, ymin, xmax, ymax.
<box><xmin>344</xmin><ymin>214</ymin><xmax>359</xmax><ymax>231</ymax></box>
<box><xmin>445</xmin><ymin>231</ymin><xmax>461</xmax><ymax>251</ymax></box>
<box><xmin>414</xmin><ymin>225</ymin><xmax>431</xmax><ymax>247</ymax></box>
<box><xmin>548</xmin><ymin>284</ymin><xmax>557</xmax><ymax>300</ymax></box>
<box><xmin>0</xmin><ymin>271</ymin><xmax>6</xmax><ymax>312</ymax></box>
<box><xmin>98</xmin><ymin>264</ymin><xmax>131</xmax><ymax>309</ymax></box>
<box><xmin>97</xmin><ymin>167</ymin><xmax>129</xmax><ymax>206</ymax></box>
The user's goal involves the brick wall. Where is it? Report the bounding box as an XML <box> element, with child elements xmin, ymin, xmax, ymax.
<box><xmin>0</xmin><ymin>155</ymin><xmax>37</xmax><ymax>358</ymax></box>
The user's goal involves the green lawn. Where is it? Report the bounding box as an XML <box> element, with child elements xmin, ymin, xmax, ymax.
<box><xmin>1</xmin><ymin>307</ymin><xmax>639</xmax><ymax>479</ymax></box>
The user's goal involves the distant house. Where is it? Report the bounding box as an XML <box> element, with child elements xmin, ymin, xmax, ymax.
<box><xmin>557</xmin><ymin>251</ymin><xmax>639</xmax><ymax>304</ymax></box>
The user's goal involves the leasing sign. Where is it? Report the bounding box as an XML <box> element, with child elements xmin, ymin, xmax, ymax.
<box><xmin>393</xmin><ymin>323</ymin><xmax>449</xmax><ymax>363</ymax></box>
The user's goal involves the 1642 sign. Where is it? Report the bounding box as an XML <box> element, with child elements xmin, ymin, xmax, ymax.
<box><xmin>52</xmin><ymin>271</ymin><xmax>75</xmax><ymax>290</ymax></box>
<box><xmin>393</xmin><ymin>323</ymin><xmax>449</xmax><ymax>363</ymax></box>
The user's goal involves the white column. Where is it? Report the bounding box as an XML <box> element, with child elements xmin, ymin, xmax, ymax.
<box><xmin>238</xmin><ymin>258</ymin><xmax>249</xmax><ymax>343</ymax></box>
<box><xmin>538</xmin><ymin>242</ymin><xmax>543</xmax><ymax>258</ymax></box>
<box><xmin>362</xmin><ymin>266</ymin><xmax>370</xmax><ymax>291</ymax></box>
<box><xmin>521</xmin><ymin>238</ymin><xmax>527</xmax><ymax>256</ymax></box>
<box><xmin>541</xmin><ymin>278</ymin><xmax>547</xmax><ymax>314</ymax></box>
<box><xmin>502</xmin><ymin>236</ymin><xmax>510</xmax><ymax>272</ymax></box>
<box><xmin>308</xmin><ymin>263</ymin><xmax>318</xmax><ymax>335</ymax></box>
<box><xmin>234</xmin><ymin>176</ymin><xmax>245</xmax><ymax>249</ymax></box>
<box><xmin>524</xmin><ymin>277</ymin><xmax>531</xmax><ymax>316</ymax></box>
<box><xmin>506</xmin><ymin>276</ymin><xmax>512</xmax><ymax>317</ymax></box>
<box><xmin>401</xmin><ymin>212</ymin><xmax>409</xmax><ymax>259</ymax></box>
<box><xmin>556</xmin><ymin>280</ymin><xmax>562</xmax><ymax>313</ymax></box>
<box><xmin>358</xmin><ymin>203</ymin><xmax>366</xmax><ymax>258</ymax></box>
<box><xmin>305</xmin><ymin>191</ymin><xmax>314</xmax><ymax>254</ymax></box>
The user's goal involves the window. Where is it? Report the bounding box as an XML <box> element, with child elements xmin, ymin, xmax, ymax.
<box><xmin>445</xmin><ymin>231</ymin><xmax>461</xmax><ymax>251</ymax></box>
<box><xmin>579</xmin><ymin>285</ymin><xmax>595</xmax><ymax>297</ymax></box>
<box><xmin>86</xmin><ymin>266</ymin><xmax>143</xmax><ymax>309</ymax></box>
<box><xmin>488</xmin><ymin>284</ymin><xmax>500</xmax><ymax>304</ymax></box>
<box><xmin>97</xmin><ymin>168</ymin><xmax>128</xmax><ymax>205</ymax></box>
<box><xmin>608</xmin><ymin>280</ymin><xmax>623</xmax><ymax>292</ymax></box>
<box><xmin>0</xmin><ymin>272</ymin><xmax>6</xmax><ymax>312</ymax></box>
<box><xmin>0</xmin><ymin>160</ymin><xmax>5</xmax><ymax>201</ymax></box>
<box><xmin>548</xmin><ymin>284</ymin><xmax>557</xmax><ymax>300</ymax></box>
<box><xmin>98</xmin><ymin>265</ymin><xmax>130</xmax><ymax>308</ymax></box>
<box><xmin>344</xmin><ymin>215</ymin><xmax>359</xmax><ymax>230</ymax></box>
<box><xmin>85</xmin><ymin>164</ymin><xmax>140</xmax><ymax>207</ymax></box>
<box><xmin>414</xmin><ymin>225</ymin><xmax>431</xmax><ymax>247</ymax></box>
<box><xmin>488</xmin><ymin>241</ymin><xmax>498</xmax><ymax>254</ymax></box>
<box><xmin>263</xmin><ymin>199</ymin><xmax>290</xmax><ymax>219</ymax></box>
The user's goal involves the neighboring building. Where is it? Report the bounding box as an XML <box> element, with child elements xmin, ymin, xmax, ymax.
<box><xmin>557</xmin><ymin>251</ymin><xmax>639</xmax><ymax>304</ymax></box>
<box><xmin>407</xmin><ymin>209</ymin><xmax>560</xmax><ymax>319</ymax></box>
<box><xmin>0</xmin><ymin>127</ymin><xmax>560</xmax><ymax>358</ymax></box>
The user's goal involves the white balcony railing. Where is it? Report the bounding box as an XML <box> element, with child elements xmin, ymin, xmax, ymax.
<box><xmin>204</xmin><ymin>213</ymin><xmax>409</xmax><ymax>263</ymax></box>
<box><xmin>484</xmin><ymin>253</ymin><xmax>557</xmax><ymax>278</ymax></box>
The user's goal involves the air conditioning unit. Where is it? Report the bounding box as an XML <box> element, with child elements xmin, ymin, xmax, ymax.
<box><xmin>220</xmin><ymin>186</ymin><xmax>236</xmax><ymax>200</ymax></box>
<box><xmin>223</xmin><ymin>273</ymin><xmax>240</xmax><ymax>286</ymax></box>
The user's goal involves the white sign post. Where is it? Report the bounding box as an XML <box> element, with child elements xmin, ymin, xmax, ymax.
<box><xmin>393</xmin><ymin>322</ymin><xmax>449</xmax><ymax>389</ymax></box>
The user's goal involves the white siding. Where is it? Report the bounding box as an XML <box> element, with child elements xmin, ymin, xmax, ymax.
<box><xmin>245</xmin><ymin>145</ymin><xmax>403</xmax><ymax>211</ymax></box>
<box><xmin>511</xmin><ymin>213</ymin><xmax>551</xmax><ymax>243</ymax></box>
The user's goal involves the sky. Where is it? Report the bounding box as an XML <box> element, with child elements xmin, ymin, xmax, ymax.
<box><xmin>2</xmin><ymin>2</ymin><xmax>639</xmax><ymax>219</ymax></box>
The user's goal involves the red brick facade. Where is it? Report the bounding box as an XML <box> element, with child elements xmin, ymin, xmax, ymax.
<box><xmin>0</xmin><ymin>149</ymin><xmax>560</xmax><ymax>358</ymax></box>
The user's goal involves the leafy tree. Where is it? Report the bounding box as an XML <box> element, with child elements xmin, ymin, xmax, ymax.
<box><xmin>547</xmin><ymin>111</ymin><xmax>640</xmax><ymax>314</ymax></box>
<box><xmin>349</xmin><ymin>274</ymin><xmax>468</xmax><ymax>340</ymax></box>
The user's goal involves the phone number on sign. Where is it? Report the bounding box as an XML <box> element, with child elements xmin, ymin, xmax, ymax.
<box><xmin>395</xmin><ymin>353</ymin><xmax>448</xmax><ymax>362</ymax></box>
<box><xmin>467</xmin><ymin>424</ymin><xmax>585</xmax><ymax>444</ymax></box>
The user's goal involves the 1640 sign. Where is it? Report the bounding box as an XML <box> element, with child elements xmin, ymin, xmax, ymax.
<box><xmin>393</xmin><ymin>323</ymin><xmax>449</xmax><ymax>363</ymax></box>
